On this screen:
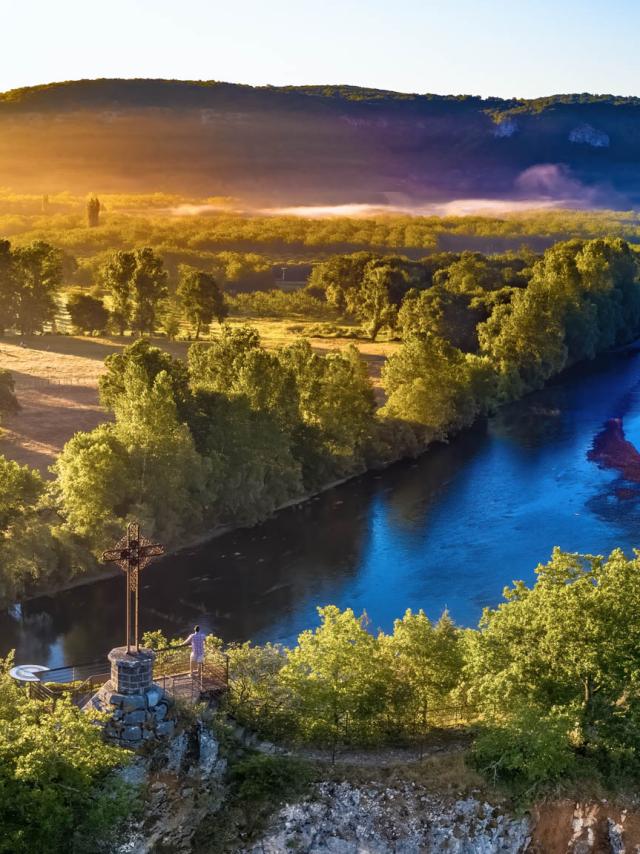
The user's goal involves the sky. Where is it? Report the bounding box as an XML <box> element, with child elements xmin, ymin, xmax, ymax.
<box><xmin>3</xmin><ymin>0</ymin><xmax>639</xmax><ymax>99</ymax></box>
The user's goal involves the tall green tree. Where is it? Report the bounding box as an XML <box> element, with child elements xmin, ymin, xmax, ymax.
<box><xmin>188</xmin><ymin>325</ymin><xmax>261</xmax><ymax>394</ymax></box>
<box><xmin>57</xmin><ymin>367</ymin><xmax>206</xmax><ymax>546</ymax></box>
<box><xmin>0</xmin><ymin>240</ymin><xmax>18</xmax><ymax>333</ymax></box>
<box><xmin>0</xmin><ymin>456</ymin><xmax>60</xmax><ymax>600</ymax></box>
<box><xmin>66</xmin><ymin>291</ymin><xmax>109</xmax><ymax>333</ymax></box>
<box><xmin>99</xmin><ymin>338</ymin><xmax>191</xmax><ymax>418</ymax></box>
<box><xmin>177</xmin><ymin>266</ymin><xmax>228</xmax><ymax>339</ymax></box>
<box><xmin>12</xmin><ymin>241</ymin><xmax>63</xmax><ymax>334</ymax></box>
<box><xmin>100</xmin><ymin>250</ymin><xmax>136</xmax><ymax>335</ymax></box>
<box><xmin>129</xmin><ymin>248</ymin><xmax>168</xmax><ymax>335</ymax></box>
<box><xmin>382</xmin><ymin>610</ymin><xmax>463</xmax><ymax>735</ymax></box>
<box><xmin>382</xmin><ymin>335</ymin><xmax>494</xmax><ymax>438</ymax></box>
<box><xmin>355</xmin><ymin>265</ymin><xmax>398</xmax><ymax>341</ymax></box>
<box><xmin>280</xmin><ymin>607</ymin><xmax>387</xmax><ymax>750</ymax></box>
<box><xmin>279</xmin><ymin>339</ymin><xmax>375</xmax><ymax>472</ymax></box>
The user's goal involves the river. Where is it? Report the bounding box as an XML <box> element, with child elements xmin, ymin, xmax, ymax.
<box><xmin>3</xmin><ymin>351</ymin><xmax>640</xmax><ymax>668</ymax></box>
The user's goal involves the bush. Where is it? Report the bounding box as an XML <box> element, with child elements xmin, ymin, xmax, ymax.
<box><xmin>66</xmin><ymin>291</ymin><xmax>109</xmax><ymax>333</ymax></box>
<box><xmin>230</xmin><ymin>753</ymin><xmax>313</xmax><ymax>804</ymax></box>
<box><xmin>470</xmin><ymin>706</ymin><xmax>577</xmax><ymax>791</ymax></box>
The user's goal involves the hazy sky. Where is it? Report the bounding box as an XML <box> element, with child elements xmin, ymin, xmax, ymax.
<box><xmin>4</xmin><ymin>0</ymin><xmax>638</xmax><ymax>98</ymax></box>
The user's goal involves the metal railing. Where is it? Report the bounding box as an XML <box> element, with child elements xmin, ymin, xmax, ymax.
<box><xmin>28</xmin><ymin>646</ymin><xmax>229</xmax><ymax>708</ymax></box>
<box><xmin>153</xmin><ymin>645</ymin><xmax>229</xmax><ymax>704</ymax></box>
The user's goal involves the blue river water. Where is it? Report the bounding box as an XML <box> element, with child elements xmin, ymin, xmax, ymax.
<box><xmin>3</xmin><ymin>350</ymin><xmax>640</xmax><ymax>668</ymax></box>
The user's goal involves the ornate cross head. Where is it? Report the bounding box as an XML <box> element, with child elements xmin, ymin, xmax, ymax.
<box><xmin>102</xmin><ymin>521</ymin><xmax>165</xmax><ymax>590</ymax></box>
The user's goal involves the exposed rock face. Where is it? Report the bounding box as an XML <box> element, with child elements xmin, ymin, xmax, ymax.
<box><xmin>493</xmin><ymin>118</ymin><xmax>518</xmax><ymax>138</ymax></box>
<box><xmin>243</xmin><ymin>781</ymin><xmax>530</xmax><ymax>853</ymax></box>
<box><xmin>529</xmin><ymin>801</ymin><xmax>640</xmax><ymax>853</ymax></box>
<box><xmin>114</xmin><ymin>722</ymin><xmax>227</xmax><ymax>854</ymax></box>
<box><xmin>568</xmin><ymin>123</ymin><xmax>610</xmax><ymax>147</ymax></box>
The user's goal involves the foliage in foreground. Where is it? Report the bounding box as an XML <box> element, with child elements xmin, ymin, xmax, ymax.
<box><xmin>195</xmin><ymin>547</ymin><xmax>640</xmax><ymax>794</ymax></box>
<box><xmin>0</xmin><ymin>654</ymin><xmax>132</xmax><ymax>854</ymax></box>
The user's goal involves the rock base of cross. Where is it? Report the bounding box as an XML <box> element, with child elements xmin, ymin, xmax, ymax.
<box><xmin>83</xmin><ymin>646</ymin><xmax>177</xmax><ymax>748</ymax></box>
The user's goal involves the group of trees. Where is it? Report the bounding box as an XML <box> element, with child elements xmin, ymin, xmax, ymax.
<box><xmin>380</xmin><ymin>238</ymin><xmax>640</xmax><ymax>437</ymax></box>
<box><xmin>96</xmin><ymin>250</ymin><xmax>226</xmax><ymax>337</ymax></box>
<box><xmin>53</xmin><ymin>331</ymin><xmax>375</xmax><ymax>548</ymax></box>
<box><xmin>7</xmin><ymin>190</ymin><xmax>640</xmax><ymax>263</ymax></box>
<box><xmin>168</xmin><ymin>546</ymin><xmax>640</xmax><ymax>791</ymax></box>
<box><xmin>0</xmin><ymin>239</ymin><xmax>229</xmax><ymax>339</ymax></box>
<box><xmin>309</xmin><ymin>250</ymin><xmax>531</xmax><ymax>341</ymax></box>
<box><xmin>0</xmin><ymin>239</ymin><xmax>64</xmax><ymax>334</ymax></box>
<box><xmin>0</xmin><ymin>331</ymin><xmax>377</xmax><ymax>600</ymax></box>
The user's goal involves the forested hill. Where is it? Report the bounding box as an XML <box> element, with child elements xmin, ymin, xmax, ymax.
<box><xmin>3</xmin><ymin>79</ymin><xmax>640</xmax><ymax>206</ymax></box>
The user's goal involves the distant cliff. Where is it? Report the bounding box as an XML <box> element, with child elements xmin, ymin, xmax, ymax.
<box><xmin>2</xmin><ymin>79</ymin><xmax>640</xmax><ymax>206</ymax></box>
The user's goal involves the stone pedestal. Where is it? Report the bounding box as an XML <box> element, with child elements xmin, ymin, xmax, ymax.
<box><xmin>109</xmin><ymin>646</ymin><xmax>155</xmax><ymax>694</ymax></box>
<box><xmin>84</xmin><ymin>646</ymin><xmax>177</xmax><ymax>748</ymax></box>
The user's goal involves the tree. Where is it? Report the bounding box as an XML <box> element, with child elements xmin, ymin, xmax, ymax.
<box><xmin>280</xmin><ymin>607</ymin><xmax>387</xmax><ymax>751</ymax></box>
<box><xmin>66</xmin><ymin>291</ymin><xmax>109</xmax><ymax>333</ymax></box>
<box><xmin>0</xmin><ymin>456</ymin><xmax>43</xmax><ymax>532</ymax></box>
<box><xmin>188</xmin><ymin>391</ymin><xmax>302</xmax><ymax>524</ymax></box>
<box><xmin>100</xmin><ymin>250</ymin><xmax>136</xmax><ymax>335</ymax></box>
<box><xmin>129</xmin><ymin>248</ymin><xmax>168</xmax><ymax>335</ymax></box>
<box><xmin>12</xmin><ymin>241</ymin><xmax>63</xmax><ymax>334</ymax></box>
<box><xmin>382</xmin><ymin>610</ymin><xmax>463</xmax><ymax>747</ymax></box>
<box><xmin>308</xmin><ymin>252</ymin><xmax>376</xmax><ymax>311</ymax></box>
<box><xmin>86</xmin><ymin>195</ymin><xmax>101</xmax><ymax>227</ymax></box>
<box><xmin>381</xmin><ymin>335</ymin><xmax>493</xmax><ymax>439</ymax></box>
<box><xmin>464</xmin><ymin>548</ymin><xmax>640</xmax><ymax>784</ymax></box>
<box><xmin>478</xmin><ymin>287</ymin><xmax>567</xmax><ymax>399</ymax></box>
<box><xmin>99</xmin><ymin>338</ymin><xmax>191</xmax><ymax>418</ymax></box>
<box><xmin>354</xmin><ymin>265</ymin><xmax>398</xmax><ymax>340</ymax></box>
<box><xmin>177</xmin><ymin>266</ymin><xmax>228</xmax><ymax>339</ymax></box>
<box><xmin>0</xmin><ymin>456</ymin><xmax>62</xmax><ymax>600</ymax></box>
<box><xmin>0</xmin><ymin>240</ymin><xmax>18</xmax><ymax>333</ymax></box>
<box><xmin>278</xmin><ymin>339</ymin><xmax>375</xmax><ymax>474</ymax></box>
<box><xmin>57</xmin><ymin>367</ymin><xmax>207</xmax><ymax>547</ymax></box>
<box><xmin>188</xmin><ymin>325</ymin><xmax>261</xmax><ymax>393</ymax></box>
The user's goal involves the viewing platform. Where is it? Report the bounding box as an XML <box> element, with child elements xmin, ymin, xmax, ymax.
<box><xmin>25</xmin><ymin>645</ymin><xmax>229</xmax><ymax>708</ymax></box>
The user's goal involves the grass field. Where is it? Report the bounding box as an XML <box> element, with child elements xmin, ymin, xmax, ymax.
<box><xmin>0</xmin><ymin>325</ymin><xmax>398</xmax><ymax>476</ymax></box>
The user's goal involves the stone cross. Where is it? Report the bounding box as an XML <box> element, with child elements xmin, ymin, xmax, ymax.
<box><xmin>102</xmin><ymin>521</ymin><xmax>165</xmax><ymax>653</ymax></box>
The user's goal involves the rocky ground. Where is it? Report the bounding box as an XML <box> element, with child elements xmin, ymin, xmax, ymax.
<box><xmin>243</xmin><ymin>780</ymin><xmax>530</xmax><ymax>853</ymax></box>
<box><xmin>110</xmin><ymin>717</ymin><xmax>640</xmax><ymax>853</ymax></box>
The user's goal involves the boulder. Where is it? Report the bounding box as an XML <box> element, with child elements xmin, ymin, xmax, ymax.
<box><xmin>157</xmin><ymin>720</ymin><xmax>176</xmax><ymax>739</ymax></box>
<box><xmin>121</xmin><ymin>695</ymin><xmax>146</xmax><ymax>712</ymax></box>
<box><xmin>122</xmin><ymin>726</ymin><xmax>143</xmax><ymax>742</ymax></box>
<box><xmin>124</xmin><ymin>710</ymin><xmax>147</xmax><ymax>725</ymax></box>
<box><xmin>146</xmin><ymin>687</ymin><xmax>163</xmax><ymax>708</ymax></box>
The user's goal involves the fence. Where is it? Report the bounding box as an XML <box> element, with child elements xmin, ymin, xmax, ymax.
<box><xmin>224</xmin><ymin>690</ymin><xmax>475</xmax><ymax>761</ymax></box>
<box><xmin>15</xmin><ymin>376</ymin><xmax>100</xmax><ymax>389</ymax></box>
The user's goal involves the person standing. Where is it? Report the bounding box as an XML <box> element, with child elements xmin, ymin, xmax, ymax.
<box><xmin>183</xmin><ymin>624</ymin><xmax>206</xmax><ymax>681</ymax></box>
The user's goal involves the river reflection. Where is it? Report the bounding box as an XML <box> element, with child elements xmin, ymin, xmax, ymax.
<box><xmin>3</xmin><ymin>351</ymin><xmax>640</xmax><ymax>667</ymax></box>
